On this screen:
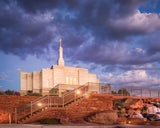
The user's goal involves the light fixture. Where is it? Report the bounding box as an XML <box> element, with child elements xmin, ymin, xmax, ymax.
<box><xmin>76</xmin><ymin>90</ymin><xmax>80</xmax><ymax>94</ymax></box>
<box><xmin>37</xmin><ymin>103</ymin><xmax>42</xmax><ymax>106</ymax></box>
<box><xmin>128</xmin><ymin>121</ymin><xmax>131</xmax><ymax>124</ymax></box>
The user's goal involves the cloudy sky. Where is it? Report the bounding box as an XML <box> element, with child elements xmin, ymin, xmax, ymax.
<box><xmin>0</xmin><ymin>0</ymin><xmax>160</xmax><ymax>91</ymax></box>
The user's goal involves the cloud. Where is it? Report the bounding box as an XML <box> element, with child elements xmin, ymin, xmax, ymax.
<box><xmin>0</xmin><ymin>0</ymin><xmax>160</xmax><ymax>68</ymax></box>
<box><xmin>100</xmin><ymin>70</ymin><xmax>160</xmax><ymax>89</ymax></box>
<box><xmin>15</xmin><ymin>0</ymin><xmax>59</xmax><ymax>13</ymax></box>
<box><xmin>15</xmin><ymin>68</ymin><xmax>22</xmax><ymax>73</ymax></box>
<box><xmin>0</xmin><ymin>1</ymin><xmax>58</xmax><ymax>59</ymax></box>
<box><xmin>109</xmin><ymin>10</ymin><xmax>160</xmax><ymax>37</ymax></box>
<box><xmin>0</xmin><ymin>72</ymin><xmax>8</xmax><ymax>80</ymax></box>
<box><xmin>73</xmin><ymin>39</ymin><xmax>159</xmax><ymax>65</ymax></box>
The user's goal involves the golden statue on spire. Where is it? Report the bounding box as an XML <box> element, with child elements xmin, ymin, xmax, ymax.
<box><xmin>59</xmin><ymin>39</ymin><xmax>62</xmax><ymax>46</ymax></box>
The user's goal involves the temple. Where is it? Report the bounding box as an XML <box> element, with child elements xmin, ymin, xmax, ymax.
<box><xmin>20</xmin><ymin>39</ymin><xmax>100</xmax><ymax>96</ymax></box>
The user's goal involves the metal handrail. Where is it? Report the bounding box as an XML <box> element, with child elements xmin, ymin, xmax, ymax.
<box><xmin>15</xmin><ymin>83</ymin><xmax>90</xmax><ymax>123</ymax></box>
<box><xmin>62</xmin><ymin>83</ymin><xmax>89</xmax><ymax>106</ymax></box>
<box><xmin>32</xmin><ymin>95</ymin><xmax>48</xmax><ymax>105</ymax></box>
<box><xmin>31</xmin><ymin>95</ymin><xmax>47</xmax><ymax>103</ymax></box>
<box><xmin>63</xmin><ymin>82</ymin><xmax>89</xmax><ymax>97</ymax></box>
<box><xmin>15</xmin><ymin>95</ymin><xmax>49</xmax><ymax>123</ymax></box>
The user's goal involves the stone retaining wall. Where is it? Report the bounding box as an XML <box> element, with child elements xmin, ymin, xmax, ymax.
<box><xmin>0</xmin><ymin>95</ymin><xmax>39</xmax><ymax>123</ymax></box>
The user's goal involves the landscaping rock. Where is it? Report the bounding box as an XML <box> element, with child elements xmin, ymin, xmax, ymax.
<box><xmin>117</xmin><ymin>117</ymin><xmax>127</xmax><ymax>124</ymax></box>
<box><xmin>130</xmin><ymin>112</ymin><xmax>144</xmax><ymax>118</ymax></box>
<box><xmin>60</xmin><ymin>117</ymin><xmax>70</xmax><ymax>124</ymax></box>
<box><xmin>85</xmin><ymin>110</ymin><xmax>118</xmax><ymax>124</ymax></box>
<box><xmin>147</xmin><ymin>113</ymin><xmax>160</xmax><ymax>121</ymax></box>
<box><xmin>125</xmin><ymin>99</ymin><xmax>143</xmax><ymax>109</ymax></box>
<box><xmin>147</xmin><ymin>105</ymin><xmax>159</xmax><ymax>114</ymax></box>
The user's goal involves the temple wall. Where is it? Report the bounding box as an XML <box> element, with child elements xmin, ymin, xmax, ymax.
<box><xmin>26</xmin><ymin>73</ymin><xmax>33</xmax><ymax>90</ymax></box>
<box><xmin>20</xmin><ymin>66</ymin><xmax>100</xmax><ymax>96</ymax></box>
<box><xmin>53</xmin><ymin>65</ymin><xmax>65</xmax><ymax>87</ymax></box>
<box><xmin>88</xmin><ymin>74</ymin><xmax>99</xmax><ymax>83</ymax></box>
<box><xmin>20</xmin><ymin>72</ymin><xmax>27</xmax><ymax>90</ymax></box>
<box><xmin>52</xmin><ymin>65</ymin><xmax>100</xmax><ymax>87</ymax></box>
<box><xmin>42</xmin><ymin>68</ymin><xmax>53</xmax><ymax>95</ymax></box>
<box><xmin>63</xmin><ymin>66</ymin><xmax>79</xmax><ymax>85</ymax></box>
<box><xmin>20</xmin><ymin>72</ymin><xmax>32</xmax><ymax>95</ymax></box>
<box><xmin>33</xmin><ymin>71</ymin><xmax>42</xmax><ymax>93</ymax></box>
<box><xmin>78</xmin><ymin>68</ymin><xmax>89</xmax><ymax>85</ymax></box>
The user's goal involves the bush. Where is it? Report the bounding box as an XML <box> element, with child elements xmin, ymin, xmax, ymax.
<box><xmin>4</xmin><ymin>90</ymin><xmax>15</xmax><ymax>95</ymax></box>
<box><xmin>40</xmin><ymin>118</ymin><xmax>61</xmax><ymax>124</ymax></box>
<box><xmin>0</xmin><ymin>91</ymin><xmax>3</xmax><ymax>95</ymax></box>
<box><xmin>118</xmin><ymin>88</ymin><xmax>130</xmax><ymax>96</ymax></box>
<box><xmin>14</xmin><ymin>91</ymin><xmax>20</xmax><ymax>96</ymax></box>
<box><xmin>114</xmin><ymin>100</ymin><xmax>126</xmax><ymax>108</ymax></box>
<box><xmin>26</xmin><ymin>91</ymin><xmax>42</xmax><ymax>96</ymax></box>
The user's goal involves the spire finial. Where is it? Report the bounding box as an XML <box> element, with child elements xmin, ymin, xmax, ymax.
<box><xmin>59</xmin><ymin>39</ymin><xmax>62</xmax><ymax>46</ymax></box>
<box><xmin>58</xmin><ymin>38</ymin><xmax>64</xmax><ymax>66</ymax></box>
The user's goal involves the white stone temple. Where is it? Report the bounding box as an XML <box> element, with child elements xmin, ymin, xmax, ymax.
<box><xmin>20</xmin><ymin>39</ymin><xmax>100</xmax><ymax>96</ymax></box>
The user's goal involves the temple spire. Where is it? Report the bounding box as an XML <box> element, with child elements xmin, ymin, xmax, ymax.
<box><xmin>58</xmin><ymin>38</ymin><xmax>64</xmax><ymax>66</ymax></box>
<box><xmin>59</xmin><ymin>39</ymin><xmax>62</xmax><ymax>47</ymax></box>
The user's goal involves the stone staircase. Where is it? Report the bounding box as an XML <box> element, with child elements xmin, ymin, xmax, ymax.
<box><xmin>18</xmin><ymin>94</ymin><xmax>113</xmax><ymax>124</ymax></box>
<box><xmin>16</xmin><ymin>84</ymin><xmax>89</xmax><ymax>124</ymax></box>
<box><xmin>20</xmin><ymin>97</ymin><xmax>85</xmax><ymax>124</ymax></box>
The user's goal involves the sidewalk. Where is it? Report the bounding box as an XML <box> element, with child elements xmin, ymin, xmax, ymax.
<box><xmin>0</xmin><ymin>124</ymin><xmax>160</xmax><ymax>128</ymax></box>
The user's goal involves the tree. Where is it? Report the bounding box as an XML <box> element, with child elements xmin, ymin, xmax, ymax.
<box><xmin>112</xmin><ymin>91</ymin><xmax>117</xmax><ymax>94</ymax></box>
<box><xmin>4</xmin><ymin>90</ymin><xmax>15</xmax><ymax>95</ymax></box>
<box><xmin>118</xmin><ymin>88</ymin><xmax>130</xmax><ymax>96</ymax></box>
<box><xmin>0</xmin><ymin>91</ymin><xmax>3</xmax><ymax>95</ymax></box>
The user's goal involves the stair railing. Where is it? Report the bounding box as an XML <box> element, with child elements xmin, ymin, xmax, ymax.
<box><xmin>15</xmin><ymin>83</ymin><xmax>90</xmax><ymax>123</ymax></box>
<box><xmin>15</xmin><ymin>95</ymin><xmax>49</xmax><ymax>123</ymax></box>
<box><xmin>62</xmin><ymin>83</ymin><xmax>89</xmax><ymax>107</ymax></box>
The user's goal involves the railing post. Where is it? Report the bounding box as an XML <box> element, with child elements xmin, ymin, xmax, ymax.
<box><xmin>158</xmin><ymin>90</ymin><xmax>160</xmax><ymax>98</ymax></box>
<box><xmin>9</xmin><ymin>113</ymin><xmax>11</xmax><ymax>124</ymax></box>
<box><xmin>74</xmin><ymin>91</ymin><xmax>76</xmax><ymax>102</ymax></box>
<box><xmin>31</xmin><ymin>101</ymin><xmax>32</xmax><ymax>116</ymax></box>
<box><xmin>15</xmin><ymin>108</ymin><xmax>17</xmax><ymax>124</ymax></box>
<box><xmin>48</xmin><ymin>95</ymin><xmax>49</xmax><ymax>108</ymax></box>
<box><xmin>131</xmin><ymin>88</ymin><xmax>132</xmax><ymax>96</ymax></box>
<box><xmin>141</xmin><ymin>88</ymin><xmax>142</xmax><ymax>97</ymax></box>
<box><xmin>50</xmin><ymin>96</ymin><xmax>51</xmax><ymax>107</ymax></box>
<box><xmin>63</xmin><ymin>95</ymin><xmax>64</xmax><ymax>107</ymax></box>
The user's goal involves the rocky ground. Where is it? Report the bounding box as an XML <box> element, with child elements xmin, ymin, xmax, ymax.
<box><xmin>69</xmin><ymin>98</ymin><xmax>160</xmax><ymax>126</ymax></box>
<box><xmin>111</xmin><ymin>98</ymin><xmax>160</xmax><ymax>125</ymax></box>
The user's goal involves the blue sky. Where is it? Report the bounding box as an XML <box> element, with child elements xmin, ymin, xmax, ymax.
<box><xmin>0</xmin><ymin>0</ymin><xmax>160</xmax><ymax>91</ymax></box>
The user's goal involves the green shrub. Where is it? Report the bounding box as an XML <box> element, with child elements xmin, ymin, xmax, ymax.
<box><xmin>61</xmin><ymin>89</ymin><xmax>69</xmax><ymax>94</ymax></box>
<box><xmin>117</xmin><ymin>110</ymin><xmax>124</xmax><ymax>117</ymax></box>
<box><xmin>40</xmin><ymin>118</ymin><xmax>61</xmax><ymax>124</ymax></box>
<box><xmin>26</xmin><ymin>91</ymin><xmax>42</xmax><ymax>96</ymax></box>
<box><xmin>114</xmin><ymin>100</ymin><xmax>126</xmax><ymax>108</ymax></box>
<box><xmin>0</xmin><ymin>91</ymin><xmax>3</xmax><ymax>95</ymax></box>
<box><xmin>141</xmin><ymin>106</ymin><xmax>148</xmax><ymax>114</ymax></box>
<box><xmin>118</xmin><ymin>88</ymin><xmax>130</xmax><ymax>96</ymax></box>
<box><xmin>4</xmin><ymin>90</ymin><xmax>15</xmax><ymax>95</ymax></box>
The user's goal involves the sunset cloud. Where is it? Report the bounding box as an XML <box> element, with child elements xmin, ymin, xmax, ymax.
<box><xmin>0</xmin><ymin>0</ymin><xmax>160</xmax><ymax>90</ymax></box>
<box><xmin>100</xmin><ymin>70</ymin><xmax>160</xmax><ymax>89</ymax></box>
